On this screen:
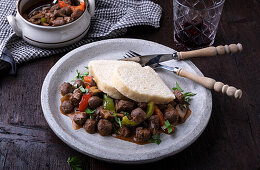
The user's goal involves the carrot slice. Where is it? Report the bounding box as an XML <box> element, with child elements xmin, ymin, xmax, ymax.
<box><xmin>58</xmin><ymin>0</ymin><xmax>85</xmax><ymax>11</ymax></box>
<box><xmin>154</xmin><ymin>105</ymin><xmax>164</xmax><ymax>126</ymax></box>
<box><xmin>83</xmin><ymin>76</ymin><xmax>93</xmax><ymax>83</ymax></box>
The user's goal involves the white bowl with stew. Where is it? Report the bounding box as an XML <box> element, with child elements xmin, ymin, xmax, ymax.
<box><xmin>7</xmin><ymin>0</ymin><xmax>95</xmax><ymax>48</ymax></box>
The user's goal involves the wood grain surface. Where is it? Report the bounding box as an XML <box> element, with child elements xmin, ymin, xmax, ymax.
<box><xmin>0</xmin><ymin>0</ymin><xmax>260</xmax><ymax>169</ymax></box>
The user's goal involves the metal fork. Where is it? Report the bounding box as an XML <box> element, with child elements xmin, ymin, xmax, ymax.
<box><xmin>124</xmin><ymin>43</ymin><xmax>243</xmax><ymax>61</ymax></box>
<box><xmin>124</xmin><ymin>50</ymin><xmax>179</xmax><ymax>72</ymax></box>
<box><xmin>123</xmin><ymin>51</ymin><xmax>243</xmax><ymax>99</ymax></box>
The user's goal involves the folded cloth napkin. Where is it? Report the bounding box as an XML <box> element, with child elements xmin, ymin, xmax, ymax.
<box><xmin>0</xmin><ymin>0</ymin><xmax>162</xmax><ymax>75</ymax></box>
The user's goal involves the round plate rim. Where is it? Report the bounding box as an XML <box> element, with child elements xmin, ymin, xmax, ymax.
<box><xmin>41</xmin><ymin>38</ymin><xmax>212</xmax><ymax>164</ymax></box>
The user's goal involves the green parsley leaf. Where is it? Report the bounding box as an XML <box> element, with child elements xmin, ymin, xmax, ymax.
<box><xmin>89</xmin><ymin>115</ymin><xmax>93</xmax><ymax>120</ymax></box>
<box><xmin>85</xmin><ymin>108</ymin><xmax>95</xmax><ymax>114</ymax></box>
<box><xmin>185</xmin><ymin>97</ymin><xmax>191</xmax><ymax>102</ymax></box>
<box><xmin>113</xmin><ymin>112</ymin><xmax>122</xmax><ymax>128</ymax></box>
<box><xmin>67</xmin><ymin>156</ymin><xmax>82</xmax><ymax>170</ymax></box>
<box><xmin>74</xmin><ymin>84</ymin><xmax>78</xmax><ymax>89</ymax></box>
<box><xmin>162</xmin><ymin>120</ymin><xmax>173</xmax><ymax>133</ymax></box>
<box><xmin>172</xmin><ymin>82</ymin><xmax>196</xmax><ymax>107</ymax></box>
<box><xmin>81</xmin><ymin>72</ymin><xmax>89</xmax><ymax>77</ymax></box>
<box><xmin>76</xmin><ymin>70</ymin><xmax>80</xmax><ymax>78</ymax></box>
<box><xmin>71</xmin><ymin>70</ymin><xmax>81</xmax><ymax>82</ymax></box>
<box><xmin>112</xmin><ymin>124</ymin><xmax>120</xmax><ymax>135</ymax></box>
<box><xmin>85</xmin><ymin>66</ymin><xmax>88</xmax><ymax>69</ymax></box>
<box><xmin>183</xmin><ymin>92</ymin><xmax>196</xmax><ymax>97</ymax></box>
<box><xmin>183</xmin><ymin>92</ymin><xmax>196</xmax><ymax>103</ymax></box>
<box><xmin>148</xmin><ymin>134</ymin><xmax>162</xmax><ymax>145</ymax></box>
<box><xmin>79</xmin><ymin>86</ymin><xmax>86</xmax><ymax>93</ymax></box>
<box><xmin>121</xmin><ymin>112</ymin><xmax>129</xmax><ymax>116</ymax></box>
<box><xmin>172</xmin><ymin>82</ymin><xmax>184</xmax><ymax>92</ymax></box>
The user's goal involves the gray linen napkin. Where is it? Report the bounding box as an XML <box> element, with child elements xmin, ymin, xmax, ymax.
<box><xmin>0</xmin><ymin>0</ymin><xmax>162</xmax><ymax>75</ymax></box>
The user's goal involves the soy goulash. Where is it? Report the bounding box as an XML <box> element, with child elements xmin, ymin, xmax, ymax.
<box><xmin>23</xmin><ymin>0</ymin><xmax>85</xmax><ymax>26</ymax></box>
<box><xmin>59</xmin><ymin>68</ymin><xmax>196</xmax><ymax>145</ymax></box>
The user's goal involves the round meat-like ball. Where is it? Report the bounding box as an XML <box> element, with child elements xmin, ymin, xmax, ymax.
<box><xmin>73</xmin><ymin>112</ymin><xmax>87</xmax><ymax>126</ymax></box>
<box><xmin>131</xmin><ymin>108</ymin><xmax>146</xmax><ymax>123</ymax></box>
<box><xmin>119</xmin><ymin>127</ymin><xmax>131</xmax><ymax>137</ymax></box>
<box><xmin>59</xmin><ymin>82</ymin><xmax>73</xmax><ymax>96</ymax></box>
<box><xmin>97</xmin><ymin>119</ymin><xmax>112</xmax><ymax>136</ymax></box>
<box><xmin>60</xmin><ymin>100</ymin><xmax>74</xmax><ymax>114</ymax></box>
<box><xmin>135</xmin><ymin>127</ymin><xmax>151</xmax><ymax>142</ymax></box>
<box><xmin>84</xmin><ymin>119</ymin><xmax>97</xmax><ymax>134</ymax></box>
<box><xmin>70</xmin><ymin>88</ymin><xmax>82</xmax><ymax>107</ymax></box>
<box><xmin>116</xmin><ymin>100</ymin><xmax>135</xmax><ymax>112</ymax></box>
<box><xmin>73</xmin><ymin>80</ymin><xmax>85</xmax><ymax>88</ymax></box>
<box><xmin>88</xmin><ymin>96</ymin><xmax>103</xmax><ymax>109</ymax></box>
<box><xmin>164</xmin><ymin>105</ymin><xmax>179</xmax><ymax>124</ymax></box>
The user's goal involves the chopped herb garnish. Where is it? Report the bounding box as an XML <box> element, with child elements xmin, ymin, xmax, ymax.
<box><xmin>79</xmin><ymin>86</ymin><xmax>86</xmax><ymax>93</ymax></box>
<box><xmin>76</xmin><ymin>70</ymin><xmax>80</xmax><ymax>78</ymax></box>
<box><xmin>67</xmin><ymin>156</ymin><xmax>82</xmax><ymax>170</ymax></box>
<box><xmin>85</xmin><ymin>108</ymin><xmax>95</xmax><ymax>114</ymax></box>
<box><xmin>74</xmin><ymin>84</ymin><xmax>78</xmax><ymax>89</ymax></box>
<box><xmin>183</xmin><ymin>92</ymin><xmax>196</xmax><ymax>102</ymax></box>
<box><xmin>85</xmin><ymin>108</ymin><xmax>94</xmax><ymax>120</ymax></box>
<box><xmin>113</xmin><ymin>112</ymin><xmax>122</xmax><ymax>128</ymax></box>
<box><xmin>81</xmin><ymin>72</ymin><xmax>89</xmax><ymax>77</ymax></box>
<box><xmin>172</xmin><ymin>82</ymin><xmax>184</xmax><ymax>92</ymax></box>
<box><xmin>71</xmin><ymin>70</ymin><xmax>81</xmax><ymax>82</ymax></box>
<box><xmin>172</xmin><ymin>82</ymin><xmax>196</xmax><ymax>107</ymax></box>
<box><xmin>80</xmin><ymin>73</ymin><xmax>89</xmax><ymax>81</ymax></box>
<box><xmin>183</xmin><ymin>92</ymin><xmax>196</xmax><ymax>97</ymax></box>
<box><xmin>71</xmin><ymin>68</ymin><xmax>89</xmax><ymax>82</ymax></box>
<box><xmin>148</xmin><ymin>134</ymin><xmax>161</xmax><ymax>145</ymax></box>
<box><xmin>112</xmin><ymin>124</ymin><xmax>120</xmax><ymax>135</ymax></box>
<box><xmin>85</xmin><ymin>66</ymin><xmax>88</xmax><ymax>69</ymax></box>
<box><xmin>121</xmin><ymin>112</ymin><xmax>129</xmax><ymax>116</ymax></box>
<box><xmin>162</xmin><ymin>120</ymin><xmax>173</xmax><ymax>133</ymax></box>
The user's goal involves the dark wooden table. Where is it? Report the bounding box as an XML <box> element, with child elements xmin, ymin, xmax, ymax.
<box><xmin>1</xmin><ymin>0</ymin><xmax>259</xmax><ymax>169</ymax></box>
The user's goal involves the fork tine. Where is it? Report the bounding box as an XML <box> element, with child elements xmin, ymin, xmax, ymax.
<box><xmin>129</xmin><ymin>50</ymin><xmax>141</xmax><ymax>57</ymax></box>
<box><xmin>126</xmin><ymin>51</ymin><xmax>136</xmax><ymax>58</ymax></box>
<box><xmin>125</xmin><ymin>53</ymin><xmax>133</xmax><ymax>58</ymax></box>
<box><xmin>123</xmin><ymin>53</ymin><xmax>132</xmax><ymax>58</ymax></box>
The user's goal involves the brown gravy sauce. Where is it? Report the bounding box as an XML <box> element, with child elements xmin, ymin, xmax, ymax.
<box><xmin>60</xmin><ymin>95</ymin><xmax>191</xmax><ymax>144</ymax></box>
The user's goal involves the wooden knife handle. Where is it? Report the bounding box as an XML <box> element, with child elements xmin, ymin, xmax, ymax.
<box><xmin>177</xmin><ymin>43</ymin><xmax>243</xmax><ymax>60</ymax></box>
<box><xmin>176</xmin><ymin>68</ymin><xmax>242</xmax><ymax>99</ymax></box>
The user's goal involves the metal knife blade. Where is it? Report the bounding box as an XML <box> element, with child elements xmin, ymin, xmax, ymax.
<box><xmin>119</xmin><ymin>53</ymin><xmax>178</xmax><ymax>66</ymax></box>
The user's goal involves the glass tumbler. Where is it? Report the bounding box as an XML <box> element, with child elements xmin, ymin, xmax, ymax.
<box><xmin>173</xmin><ymin>0</ymin><xmax>225</xmax><ymax>49</ymax></box>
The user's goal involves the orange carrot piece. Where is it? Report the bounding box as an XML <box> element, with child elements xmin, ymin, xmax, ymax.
<box><xmin>154</xmin><ymin>105</ymin><xmax>164</xmax><ymax>126</ymax></box>
<box><xmin>83</xmin><ymin>76</ymin><xmax>93</xmax><ymax>83</ymax></box>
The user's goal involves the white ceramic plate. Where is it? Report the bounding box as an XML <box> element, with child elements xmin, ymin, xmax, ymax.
<box><xmin>41</xmin><ymin>38</ymin><xmax>212</xmax><ymax>164</ymax></box>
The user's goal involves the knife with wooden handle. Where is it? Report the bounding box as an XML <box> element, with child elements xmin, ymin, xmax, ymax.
<box><xmin>152</xmin><ymin>64</ymin><xmax>243</xmax><ymax>99</ymax></box>
<box><xmin>175</xmin><ymin>68</ymin><xmax>242</xmax><ymax>99</ymax></box>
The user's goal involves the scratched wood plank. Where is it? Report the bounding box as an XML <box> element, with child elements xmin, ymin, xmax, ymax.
<box><xmin>0</xmin><ymin>0</ymin><xmax>259</xmax><ymax>169</ymax></box>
